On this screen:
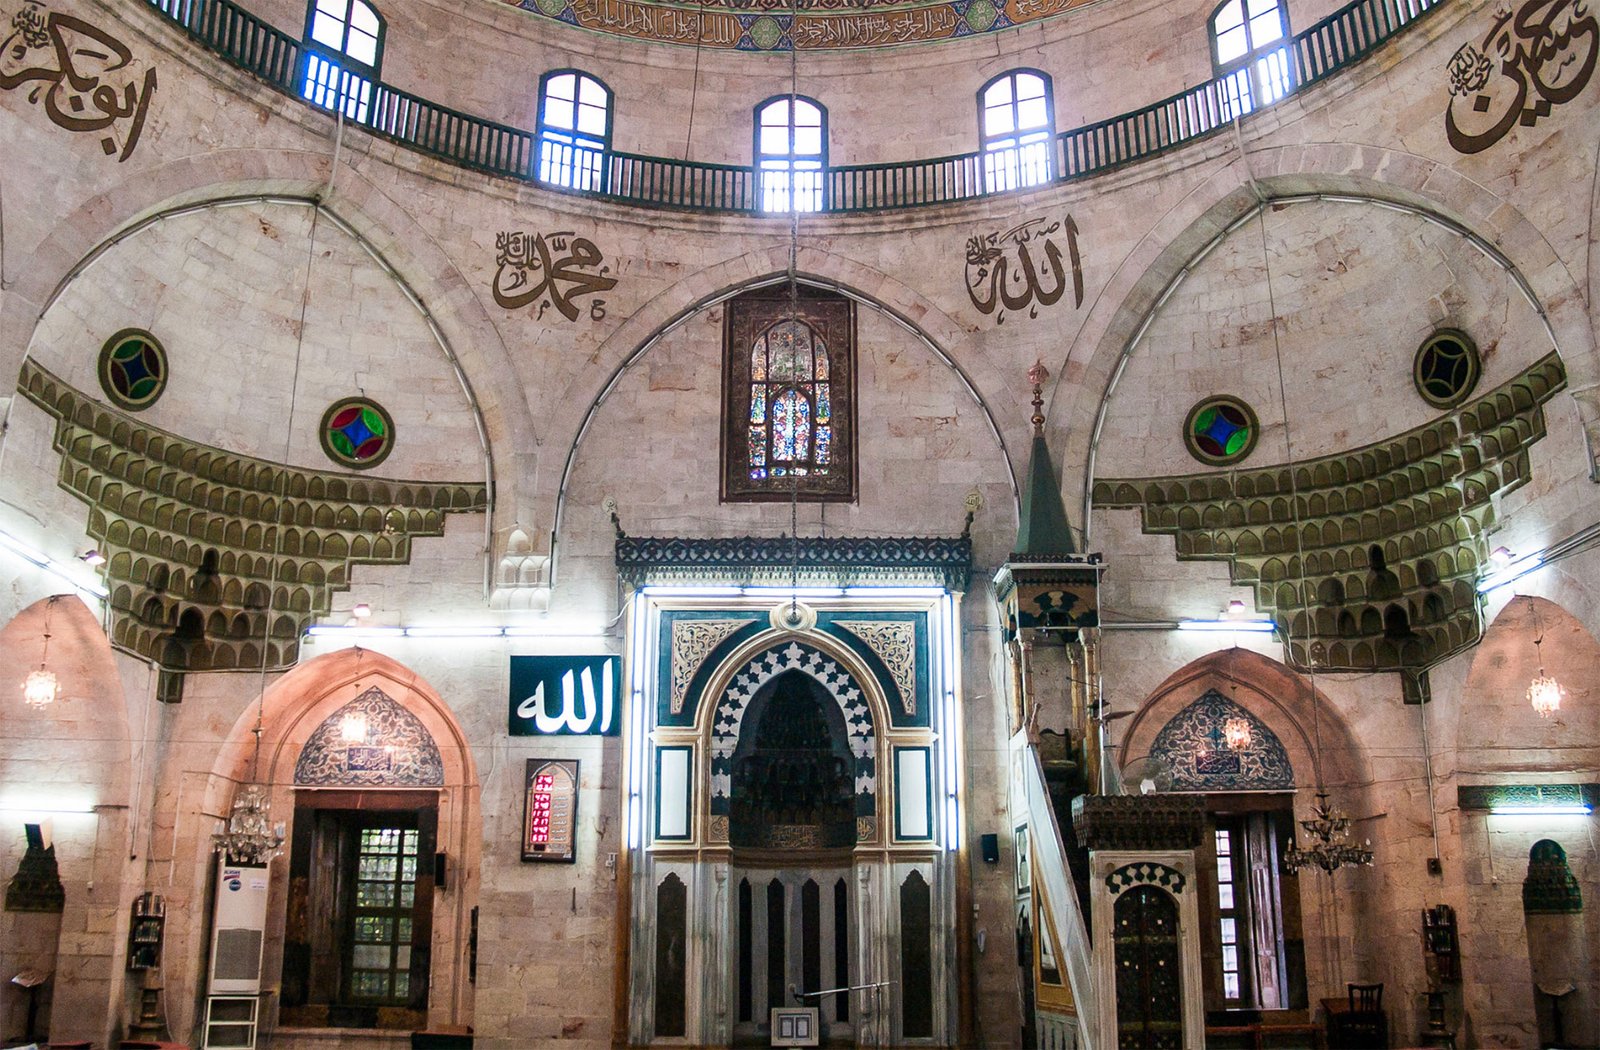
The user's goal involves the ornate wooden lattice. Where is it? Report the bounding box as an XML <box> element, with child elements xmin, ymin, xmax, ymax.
<box><xmin>1092</xmin><ymin>354</ymin><xmax>1565</xmax><ymax>672</ymax></box>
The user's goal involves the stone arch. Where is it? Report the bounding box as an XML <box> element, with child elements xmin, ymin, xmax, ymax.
<box><xmin>0</xmin><ymin>594</ymin><xmax>132</xmax><ymax>1046</ymax></box>
<box><xmin>550</xmin><ymin>254</ymin><xmax>1024</xmax><ymax>550</ymax></box>
<box><xmin>1120</xmin><ymin>646</ymin><xmax>1367</xmax><ymax>796</ymax></box>
<box><xmin>3</xmin><ymin>157</ymin><xmax>526</xmax><ymax>528</ymax></box>
<box><xmin>188</xmin><ymin>647</ymin><xmax>481</xmax><ymax>1036</ymax></box>
<box><xmin>1457</xmin><ymin>594</ymin><xmax>1600</xmax><ymax>759</ymax></box>
<box><xmin>1064</xmin><ymin>154</ymin><xmax>1598</xmax><ymax>541</ymax></box>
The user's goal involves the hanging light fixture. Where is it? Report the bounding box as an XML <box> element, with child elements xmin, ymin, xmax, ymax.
<box><xmin>212</xmin><ymin>783</ymin><xmax>286</xmax><ymax>865</ymax></box>
<box><xmin>1524</xmin><ymin>596</ymin><xmax>1562</xmax><ymax>719</ymax></box>
<box><xmin>1222</xmin><ymin>717</ymin><xmax>1253</xmax><ymax>751</ymax></box>
<box><xmin>215</xmin><ymin>203</ymin><xmax>329</xmax><ymax>868</ymax></box>
<box><xmin>339</xmin><ymin>710</ymin><xmax>369</xmax><ymax>743</ymax></box>
<box><xmin>1283</xmin><ymin>791</ymin><xmax>1374</xmax><ymax>873</ymax></box>
<box><xmin>1253</xmin><ymin>203</ymin><xmax>1372</xmax><ymax>876</ymax></box>
<box><xmin>22</xmin><ymin>596</ymin><xmax>61</xmax><ymax>710</ymax></box>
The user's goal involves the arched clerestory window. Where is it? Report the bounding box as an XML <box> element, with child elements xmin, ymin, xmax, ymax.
<box><xmin>537</xmin><ymin>70</ymin><xmax>612</xmax><ymax>192</ymax></box>
<box><xmin>721</xmin><ymin>288</ymin><xmax>855</xmax><ymax>502</ymax></box>
<box><xmin>754</xmin><ymin>95</ymin><xmax>827</xmax><ymax>213</ymax></box>
<box><xmin>979</xmin><ymin>70</ymin><xmax>1054</xmax><ymax>192</ymax></box>
<box><xmin>300</xmin><ymin>0</ymin><xmax>384</xmax><ymax>122</ymax></box>
<box><xmin>1209</xmin><ymin>0</ymin><xmax>1293</xmax><ymax>116</ymax></box>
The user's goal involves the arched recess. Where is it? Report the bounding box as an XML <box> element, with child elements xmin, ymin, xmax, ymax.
<box><xmin>1118</xmin><ymin>647</ymin><xmax>1374</xmax><ymax>1019</ymax></box>
<box><xmin>1054</xmin><ymin>156</ymin><xmax>1599</xmax><ymax>534</ymax></box>
<box><xmin>1120</xmin><ymin>647</ymin><xmax>1367</xmax><ymax>794</ymax></box>
<box><xmin>202</xmin><ymin>647</ymin><xmax>481</xmax><ymax>1033</ymax></box>
<box><xmin>2</xmin><ymin>151</ymin><xmax>529</xmax><ymax>531</ymax></box>
<box><xmin>695</xmin><ymin>629</ymin><xmax>892</xmax><ymax>846</ymax></box>
<box><xmin>0</xmin><ymin>595</ymin><xmax>135</xmax><ymax>1046</ymax></box>
<box><xmin>1457</xmin><ymin>595</ymin><xmax>1600</xmax><ymax>760</ymax></box>
<box><xmin>550</xmin><ymin>257</ymin><xmax>1023</xmax><ymax>566</ymax></box>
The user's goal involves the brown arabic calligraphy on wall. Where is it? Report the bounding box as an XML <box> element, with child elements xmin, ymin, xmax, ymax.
<box><xmin>1</xmin><ymin>2</ymin><xmax>156</xmax><ymax>161</ymax></box>
<box><xmin>964</xmin><ymin>214</ymin><xmax>1083</xmax><ymax>325</ymax></box>
<box><xmin>1445</xmin><ymin>0</ymin><xmax>1597</xmax><ymax>154</ymax></box>
<box><xmin>492</xmin><ymin>229</ymin><xmax>618</xmax><ymax>322</ymax></box>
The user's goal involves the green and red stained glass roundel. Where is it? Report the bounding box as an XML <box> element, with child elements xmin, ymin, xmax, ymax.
<box><xmin>320</xmin><ymin>397</ymin><xmax>395</xmax><ymax>469</ymax></box>
<box><xmin>97</xmin><ymin>329</ymin><xmax>168</xmax><ymax>411</ymax></box>
<box><xmin>1184</xmin><ymin>396</ymin><xmax>1259</xmax><ymax>465</ymax></box>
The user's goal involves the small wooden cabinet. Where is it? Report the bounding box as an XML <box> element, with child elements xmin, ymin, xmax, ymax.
<box><xmin>128</xmin><ymin>892</ymin><xmax>165</xmax><ymax>970</ymax></box>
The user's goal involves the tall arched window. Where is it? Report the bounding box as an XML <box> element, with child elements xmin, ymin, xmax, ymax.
<box><xmin>537</xmin><ymin>70</ymin><xmax>611</xmax><ymax>192</ymax></box>
<box><xmin>980</xmin><ymin>70</ymin><xmax>1054</xmax><ymax>192</ymax></box>
<box><xmin>754</xmin><ymin>96</ymin><xmax>826</xmax><ymax>213</ymax></box>
<box><xmin>300</xmin><ymin>0</ymin><xmax>383</xmax><ymax>123</ymax></box>
<box><xmin>721</xmin><ymin>288</ymin><xmax>855</xmax><ymax>502</ymax></box>
<box><xmin>1209</xmin><ymin>0</ymin><xmax>1292</xmax><ymax>116</ymax></box>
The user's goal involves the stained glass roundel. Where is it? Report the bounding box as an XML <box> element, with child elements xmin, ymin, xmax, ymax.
<box><xmin>1183</xmin><ymin>396</ymin><xmax>1259</xmax><ymax>465</ymax></box>
<box><xmin>320</xmin><ymin>397</ymin><xmax>395</xmax><ymax>469</ymax></box>
<box><xmin>1413</xmin><ymin>329</ymin><xmax>1480</xmax><ymax>408</ymax></box>
<box><xmin>97</xmin><ymin>329</ymin><xmax>168</xmax><ymax>410</ymax></box>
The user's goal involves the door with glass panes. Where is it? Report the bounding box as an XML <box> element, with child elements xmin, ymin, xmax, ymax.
<box><xmin>280</xmin><ymin>799</ymin><xmax>436</xmax><ymax>1026</ymax></box>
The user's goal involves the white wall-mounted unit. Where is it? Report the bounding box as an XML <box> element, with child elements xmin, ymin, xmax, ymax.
<box><xmin>207</xmin><ymin>863</ymin><xmax>271</xmax><ymax>995</ymax></box>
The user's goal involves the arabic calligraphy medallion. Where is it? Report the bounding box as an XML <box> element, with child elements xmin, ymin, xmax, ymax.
<box><xmin>493</xmin><ymin>229</ymin><xmax>619</xmax><ymax>322</ymax></box>
<box><xmin>963</xmin><ymin>214</ymin><xmax>1083</xmax><ymax>324</ymax></box>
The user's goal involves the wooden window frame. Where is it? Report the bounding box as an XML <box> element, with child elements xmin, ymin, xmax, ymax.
<box><xmin>720</xmin><ymin>288</ymin><xmax>857</xmax><ymax>503</ymax></box>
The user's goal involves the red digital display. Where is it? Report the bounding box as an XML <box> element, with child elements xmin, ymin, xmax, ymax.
<box><xmin>528</xmin><ymin>773</ymin><xmax>555</xmax><ymax>844</ymax></box>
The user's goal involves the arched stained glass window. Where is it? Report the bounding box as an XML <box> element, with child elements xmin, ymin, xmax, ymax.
<box><xmin>1209</xmin><ymin>0</ymin><xmax>1292</xmax><ymax>117</ymax></box>
<box><xmin>980</xmin><ymin>70</ymin><xmax>1054</xmax><ymax>192</ymax></box>
<box><xmin>749</xmin><ymin>320</ymin><xmax>831</xmax><ymax>479</ymax></box>
<box><xmin>723</xmin><ymin>290</ymin><xmax>855</xmax><ymax>502</ymax></box>
<box><xmin>300</xmin><ymin>0</ymin><xmax>384</xmax><ymax>122</ymax></box>
<box><xmin>538</xmin><ymin>70</ymin><xmax>611</xmax><ymax>192</ymax></box>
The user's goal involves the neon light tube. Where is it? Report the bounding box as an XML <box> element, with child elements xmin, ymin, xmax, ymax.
<box><xmin>1489</xmin><ymin>804</ymin><xmax>1591</xmax><ymax>816</ymax></box>
<box><xmin>1177</xmin><ymin>619</ymin><xmax>1277</xmax><ymax>632</ymax></box>
<box><xmin>1477</xmin><ymin>555</ymin><xmax>1545</xmax><ymax>594</ymax></box>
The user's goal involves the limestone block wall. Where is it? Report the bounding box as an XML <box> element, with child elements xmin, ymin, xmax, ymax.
<box><xmin>0</xmin><ymin>0</ymin><xmax>1594</xmax><ymax>1045</ymax></box>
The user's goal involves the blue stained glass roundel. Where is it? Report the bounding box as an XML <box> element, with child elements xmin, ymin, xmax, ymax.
<box><xmin>1183</xmin><ymin>395</ymin><xmax>1259</xmax><ymax>465</ymax></box>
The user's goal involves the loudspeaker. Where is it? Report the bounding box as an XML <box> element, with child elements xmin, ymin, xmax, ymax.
<box><xmin>980</xmin><ymin>833</ymin><xmax>1000</xmax><ymax>863</ymax></box>
<box><xmin>435</xmin><ymin>851</ymin><xmax>448</xmax><ymax>890</ymax></box>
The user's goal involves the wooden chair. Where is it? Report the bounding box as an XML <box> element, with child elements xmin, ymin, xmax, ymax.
<box><xmin>1341</xmin><ymin>984</ymin><xmax>1387</xmax><ymax>1048</ymax></box>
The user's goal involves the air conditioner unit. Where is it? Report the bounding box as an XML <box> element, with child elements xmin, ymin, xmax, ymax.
<box><xmin>207</xmin><ymin>863</ymin><xmax>271</xmax><ymax>995</ymax></box>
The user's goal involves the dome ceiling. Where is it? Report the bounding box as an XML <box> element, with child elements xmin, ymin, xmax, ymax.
<box><xmin>499</xmin><ymin>0</ymin><xmax>1097</xmax><ymax>50</ymax></box>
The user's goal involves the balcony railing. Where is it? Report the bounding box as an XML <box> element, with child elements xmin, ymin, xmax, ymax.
<box><xmin>145</xmin><ymin>0</ymin><xmax>1446</xmax><ymax>214</ymax></box>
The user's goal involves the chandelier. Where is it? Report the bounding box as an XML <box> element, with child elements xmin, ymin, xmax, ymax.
<box><xmin>22</xmin><ymin>597</ymin><xmax>61</xmax><ymax>710</ymax></box>
<box><xmin>1525</xmin><ymin>598</ymin><xmax>1562</xmax><ymax>718</ymax></box>
<box><xmin>1283</xmin><ymin>791</ymin><xmax>1373</xmax><ymax>874</ymax></box>
<box><xmin>212</xmin><ymin>783</ymin><xmax>285</xmax><ymax>865</ymax></box>
<box><xmin>1222</xmin><ymin>717</ymin><xmax>1252</xmax><ymax>751</ymax></box>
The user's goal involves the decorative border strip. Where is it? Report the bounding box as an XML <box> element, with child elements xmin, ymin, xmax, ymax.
<box><xmin>615</xmin><ymin>533</ymin><xmax>973</xmax><ymax>590</ymax></box>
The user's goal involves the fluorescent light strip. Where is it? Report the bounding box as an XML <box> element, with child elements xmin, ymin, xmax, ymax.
<box><xmin>640</xmin><ymin>585</ymin><xmax>743</xmax><ymax>597</ymax></box>
<box><xmin>1477</xmin><ymin>555</ymin><xmax>1545</xmax><ymax>594</ymax></box>
<box><xmin>1489</xmin><ymin>804</ymin><xmax>1592</xmax><ymax>816</ymax></box>
<box><xmin>1177</xmin><ymin>619</ymin><xmax>1277</xmax><ymax>632</ymax></box>
<box><xmin>0</xmin><ymin>528</ymin><xmax>109</xmax><ymax>600</ymax></box>
<box><xmin>305</xmin><ymin>624</ymin><xmax>610</xmax><ymax>639</ymax></box>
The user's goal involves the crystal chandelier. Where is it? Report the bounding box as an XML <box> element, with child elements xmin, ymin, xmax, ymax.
<box><xmin>1525</xmin><ymin>600</ymin><xmax>1562</xmax><ymax>718</ymax></box>
<box><xmin>22</xmin><ymin>597</ymin><xmax>60</xmax><ymax>710</ymax></box>
<box><xmin>1222</xmin><ymin>717</ymin><xmax>1252</xmax><ymax>751</ymax></box>
<box><xmin>1283</xmin><ymin>791</ymin><xmax>1373</xmax><ymax>874</ymax></box>
<box><xmin>212</xmin><ymin>783</ymin><xmax>285</xmax><ymax>865</ymax></box>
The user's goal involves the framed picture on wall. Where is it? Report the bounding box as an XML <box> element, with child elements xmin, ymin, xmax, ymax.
<box><xmin>522</xmin><ymin>759</ymin><xmax>579</xmax><ymax>863</ymax></box>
